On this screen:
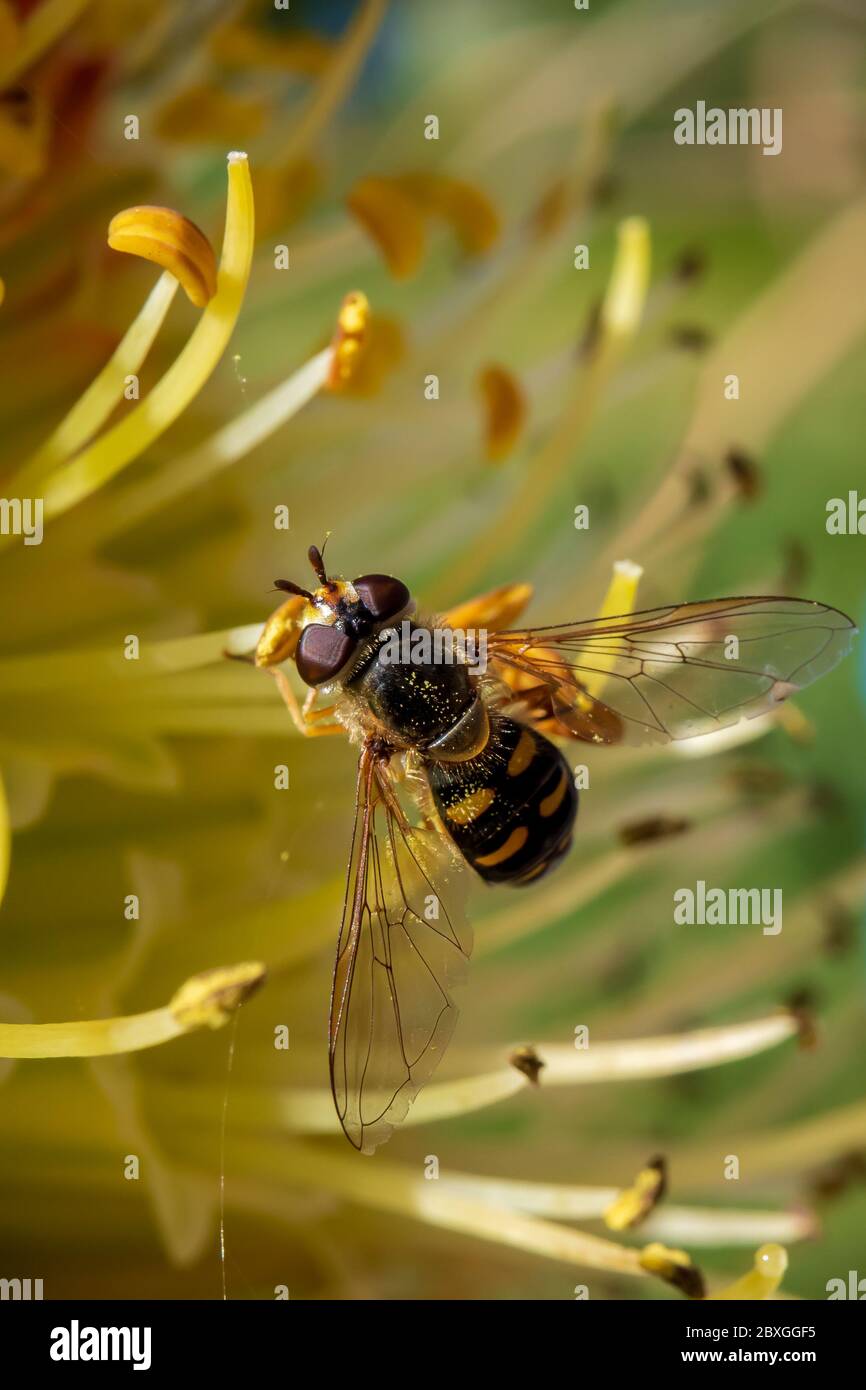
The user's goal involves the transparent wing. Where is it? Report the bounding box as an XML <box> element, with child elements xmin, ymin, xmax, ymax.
<box><xmin>487</xmin><ymin>596</ymin><xmax>856</xmax><ymax>746</ymax></box>
<box><xmin>329</xmin><ymin>742</ymin><xmax>472</xmax><ymax>1153</ymax></box>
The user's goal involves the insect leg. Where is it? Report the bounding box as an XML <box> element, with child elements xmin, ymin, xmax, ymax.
<box><xmin>270</xmin><ymin>667</ymin><xmax>344</xmax><ymax>738</ymax></box>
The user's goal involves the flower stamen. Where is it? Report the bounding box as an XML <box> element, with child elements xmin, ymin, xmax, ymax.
<box><xmin>39</xmin><ymin>151</ymin><xmax>254</xmax><ymax>521</ymax></box>
<box><xmin>107</xmin><ymin>205</ymin><xmax>218</xmax><ymax>308</ymax></box>
<box><xmin>708</xmin><ymin>1243</ymin><xmax>788</xmax><ymax>1301</ymax></box>
<box><xmin>14</xmin><ymin>271</ymin><xmax>179</xmax><ymax>488</ymax></box>
<box><xmin>327</xmin><ymin>289</ymin><xmax>370</xmax><ymax>388</ymax></box>
<box><xmin>0</xmin><ymin>961</ymin><xmax>266</xmax><ymax>1058</ymax></box>
<box><xmin>640</xmin><ymin>1241</ymin><xmax>706</xmax><ymax>1299</ymax></box>
<box><xmin>604</xmin><ymin>1156</ymin><xmax>667</xmax><ymax>1231</ymax></box>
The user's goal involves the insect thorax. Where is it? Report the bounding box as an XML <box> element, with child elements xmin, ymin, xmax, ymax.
<box><xmin>344</xmin><ymin>620</ymin><xmax>481</xmax><ymax>751</ymax></box>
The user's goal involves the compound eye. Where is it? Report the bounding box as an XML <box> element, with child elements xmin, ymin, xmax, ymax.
<box><xmin>353</xmin><ymin>574</ymin><xmax>411</xmax><ymax>621</ymax></box>
<box><xmin>295</xmin><ymin>624</ymin><xmax>356</xmax><ymax>686</ymax></box>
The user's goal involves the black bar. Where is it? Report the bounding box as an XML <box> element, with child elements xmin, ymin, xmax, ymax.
<box><xmin>0</xmin><ymin>1295</ymin><xmax>860</xmax><ymax>1375</ymax></box>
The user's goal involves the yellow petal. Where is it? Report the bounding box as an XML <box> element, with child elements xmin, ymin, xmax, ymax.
<box><xmin>108</xmin><ymin>205</ymin><xmax>218</xmax><ymax>308</ymax></box>
<box><xmin>478</xmin><ymin>363</ymin><xmax>526</xmax><ymax>462</ymax></box>
<box><xmin>348</xmin><ymin>175</ymin><xmax>426</xmax><ymax>279</ymax></box>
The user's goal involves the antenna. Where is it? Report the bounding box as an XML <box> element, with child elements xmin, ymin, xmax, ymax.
<box><xmin>308</xmin><ymin>544</ymin><xmax>328</xmax><ymax>584</ymax></box>
<box><xmin>273</xmin><ymin>578</ymin><xmax>313</xmax><ymax>600</ymax></box>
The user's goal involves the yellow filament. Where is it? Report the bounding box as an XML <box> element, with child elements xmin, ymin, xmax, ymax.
<box><xmin>580</xmin><ymin>559</ymin><xmax>643</xmax><ymax>699</ymax></box>
<box><xmin>16</xmin><ymin>272</ymin><xmax>178</xmax><ymax>487</ymax></box>
<box><xmin>40</xmin><ymin>152</ymin><xmax>254</xmax><ymax>520</ymax></box>
<box><xmin>0</xmin><ymin>962</ymin><xmax>265</xmax><ymax>1058</ymax></box>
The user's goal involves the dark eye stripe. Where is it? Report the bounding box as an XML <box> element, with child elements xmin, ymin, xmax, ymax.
<box><xmin>296</xmin><ymin>624</ymin><xmax>356</xmax><ymax>685</ymax></box>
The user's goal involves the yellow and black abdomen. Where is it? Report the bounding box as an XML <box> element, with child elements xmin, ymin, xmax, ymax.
<box><xmin>425</xmin><ymin>715</ymin><xmax>578</xmax><ymax>886</ymax></box>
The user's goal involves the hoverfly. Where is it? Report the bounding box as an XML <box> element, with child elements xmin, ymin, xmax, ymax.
<box><xmin>248</xmin><ymin>544</ymin><xmax>855</xmax><ymax>1153</ymax></box>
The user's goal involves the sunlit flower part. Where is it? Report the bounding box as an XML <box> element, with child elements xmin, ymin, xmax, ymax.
<box><xmin>107</xmin><ymin>206</ymin><xmax>219</xmax><ymax>309</ymax></box>
<box><xmin>0</xmin><ymin>962</ymin><xmax>265</xmax><ymax>1057</ymax></box>
<box><xmin>327</xmin><ymin>289</ymin><xmax>370</xmax><ymax>389</ymax></box>
<box><xmin>709</xmin><ymin>1244</ymin><xmax>789</xmax><ymax>1301</ymax></box>
<box><xmin>604</xmin><ymin>1156</ymin><xmax>666</xmax><ymax>1231</ymax></box>
<box><xmin>39</xmin><ymin>152</ymin><xmax>254</xmax><ymax>519</ymax></box>
<box><xmin>639</xmin><ymin>1241</ymin><xmax>705</xmax><ymax>1299</ymax></box>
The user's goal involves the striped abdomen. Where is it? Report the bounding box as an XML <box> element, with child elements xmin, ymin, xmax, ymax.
<box><xmin>425</xmin><ymin>715</ymin><xmax>578</xmax><ymax>886</ymax></box>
